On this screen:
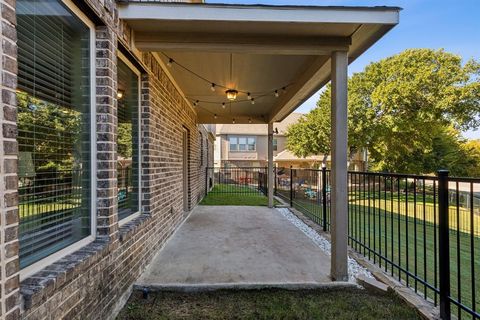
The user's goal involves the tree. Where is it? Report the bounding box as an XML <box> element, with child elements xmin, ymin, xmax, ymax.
<box><xmin>286</xmin><ymin>49</ymin><xmax>480</xmax><ymax>174</ymax></box>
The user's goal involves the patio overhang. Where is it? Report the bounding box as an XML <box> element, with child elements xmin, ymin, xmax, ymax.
<box><xmin>118</xmin><ymin>2</ymin><xmax>400</xmax><ymax>124</ymax></box>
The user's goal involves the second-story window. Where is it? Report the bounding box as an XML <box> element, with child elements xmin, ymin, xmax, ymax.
<box><xmin>229</xmin><ymin>136</ymin><xmax>256</xmax><ymax>151</ymax></box>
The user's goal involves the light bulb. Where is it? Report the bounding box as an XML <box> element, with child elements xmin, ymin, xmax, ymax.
<box><xmin>248</xmin><ymin>119</ymin><xmax>252</xmax><ymax>124</ymax></box>
<box><xmin>167</xmin><ymin>58</ymin><xmax>174</xmax><ymax>67</ymax></box>
<box><xmin>282</xmin><ymin>87</ymin><xmax>287</xmax><ymax>93</ymax></box>
<box><xmin>211</xmin><ymin>83</ymin><xmax>216</xmax><ymax>92</ymax></box>
<box><xmin>222</xmin><ymin>102</ymin><xmax>226</xmax><ymax>109</ymax></box>
<box><xmin>251</xmin><ymin>98</ymin><xmax>255</xmax><ymax>105</ymax></box>
<box><xmin>274</xmin><ymin>90</ymin><xmax>279</xmax><ymax>98</ymax></box>
<box><xmin>116</xmin><ymin>90</ymin><xmax>124</xmax><ymax>99</ymax></box>
<box><xmin>214</xmin><ymin>114</ymin><xmax>217</xmax><ymax>119</ymax></box>
<box><xmin>232</xmin><ymin>119</ymin><xmax>235</xmax><ymax>124</ymax></box>
<box><xmin>247</xmin><ymin>92</ymin><xmax>252</xmax><ymax>100</ymax></box>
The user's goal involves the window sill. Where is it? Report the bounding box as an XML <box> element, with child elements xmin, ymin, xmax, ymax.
<box><xmin>118</xmin><ymin>213</ymin><xmax>151</xmax><ymax>242</ymax></box>
<box><xmin>20</xmin><ymin>237</ymin><xmax>110</xmax><ymax>311</ymax></box>
<box><xmin>20</xmin><ymin>214</ymin><xmax>151</xmax><ymax>312</ymax></box>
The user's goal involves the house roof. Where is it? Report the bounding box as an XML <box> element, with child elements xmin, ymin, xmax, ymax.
<box><xmin>274</xmin><ymin>149</ymin><xmax>328</xmax><ymax>162</ymax></box>
<box><xmin>216</xmin><ymin>112</ymin><xmax>304</xmax><ymax>136</ymax></box>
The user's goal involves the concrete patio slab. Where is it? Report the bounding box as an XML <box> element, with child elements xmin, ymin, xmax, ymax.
<box><xmin>136</xmin><ymin>205</ymin><xmax>335</xmax><ymax>289</ymax></box>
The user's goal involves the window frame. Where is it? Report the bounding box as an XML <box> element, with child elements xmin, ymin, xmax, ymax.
<box><xmin>20</xmin><ymin>0</ymin><xmax>97</xmax><ymax>280</ymax></box>
<box><xmin>229</xmin><ymin>135</ymin><xmax>256</xmax><ymax>152</ymax></box>
<box><xmin>117</xmin><ymin>51</ymin><xmax>142</xmax><ymax>226</ymax></box>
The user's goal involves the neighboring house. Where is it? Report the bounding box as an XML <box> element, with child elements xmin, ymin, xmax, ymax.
<box><xmin>215</xmin><ymin>113</ymin><xmax>367</xmax><ymax>171</ymax></box>
<box><xmin>215</xmin><ymin>113</ymin><xmax>302</xmax><ymax>167</ymax></box>
<box><xmin>0</xmin><ymin>0</ymin><xmax>398</xmax><ymax>318</ymax></box>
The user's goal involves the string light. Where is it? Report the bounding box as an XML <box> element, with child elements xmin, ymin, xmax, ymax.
<box><xmin>248</xmin><ymin>118</ymin><xmax>252</xmax><ymax>124</ymax></box>
<box><xmin>251</xmin><ymin>98</ymin><xmax>255</xmax><ymax>105</ymax></box>
<box><xmin>222</xmin><ymin>102</ymin><xmax>226</xmax><ymax>109</ymax></box>
<box><xmin>161</xmin><ymin>53</ymin><xmax>292</xmax><ymax>104</ymax></box>
<box><xmin>282</xmin><ymin>87</ymin><xmax>287</xmax><ymax>93</ymax></box>
<box><xmin>232</xmin><ymin>118</ymin><xmax>235</xmax><ymax>124</ymax></box>
<box><xmin>214</xmin><ymin>114</ymin><xmax>217</xmax><ymax>119</ymax></box>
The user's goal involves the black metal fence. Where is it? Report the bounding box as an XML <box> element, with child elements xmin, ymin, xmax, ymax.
<box><xmin>274</xmin><ymin>167</ymin><xmax>480</xmax><ymax>320</ymax></box>
<box><xmin>206</xmin><ymin>167</ymin><xmax>268</xmax><ymax>196</ymax></box>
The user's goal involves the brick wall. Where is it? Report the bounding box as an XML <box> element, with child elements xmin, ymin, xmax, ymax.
<box><xmin>0</xmin><ymin>0</ymin><xmax>20</xmax><ymax>318</ymax></box>
<box><xmin>0</xmin><ymin>0</ymin><xmax>214</xmax><ymax>319</ymax></box>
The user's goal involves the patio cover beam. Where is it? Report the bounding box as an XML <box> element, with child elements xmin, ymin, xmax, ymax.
<box><xmin>135</xmin><ymin>33</ymin><xmax>351</xmax><ymax>55</ymax></box>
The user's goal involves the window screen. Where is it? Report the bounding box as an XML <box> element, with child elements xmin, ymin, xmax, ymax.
<box><xmin>117</xmin><ymin>59</ymin><xmax>140</xmax><ymax>220</ymax></box>
<box><xmin>17</xmin><ymin>0</ymin><xmax>92</xmax><ymax>268</ymax></box>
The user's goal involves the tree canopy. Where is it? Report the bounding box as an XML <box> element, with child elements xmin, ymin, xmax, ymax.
<box><xmin>286</xmin><ymin>49</ymin><xmax>480</xmax><ymax>175</ymax></box>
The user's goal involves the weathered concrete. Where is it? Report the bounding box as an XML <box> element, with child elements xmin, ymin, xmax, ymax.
<box><xmin>136</xmin><ymin>206</ymin><xmax>332</xmax><ymax>288</ymax></box>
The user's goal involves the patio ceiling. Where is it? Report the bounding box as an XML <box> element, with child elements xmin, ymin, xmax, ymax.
<box><xmin>118</xmin><ymin>3</ymin><xmax>400</xmax><ymax>124</ymax></box>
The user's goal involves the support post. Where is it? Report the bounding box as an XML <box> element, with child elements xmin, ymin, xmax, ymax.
<box><xmin>438</xmin><ymin>169</ymin><xmax>451</xmax><ymax>320</ymax></box>
<box><xmin>268</xmin><ymin>122</ymin><xmax>274</xmax><ymax>208</ymax></box>
<box><xmin>330</xmin><ymin>50</ymin><xmax>349</xmax><ymax>281</ymax></box>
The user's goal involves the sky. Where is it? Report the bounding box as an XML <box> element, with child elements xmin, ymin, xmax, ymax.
<box><xmin>207</xmin><ymin>0</ymin><xmax>480</xmax><ymax>138</ymax></box>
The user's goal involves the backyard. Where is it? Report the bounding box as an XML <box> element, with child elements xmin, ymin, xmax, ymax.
<box><xmin>117</xmin><ymin>287</ymin><xmax>420</xmax><ymax>320</ymax></box>
<box><xmin>277</xmin><ymin>187</ymin><xmax>480</xmax><ymax>319</ymax></box>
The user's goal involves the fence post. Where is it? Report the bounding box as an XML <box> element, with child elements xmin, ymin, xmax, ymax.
<box><xmin>274</xmin><ymin>167</ymin><xmax>277</xmax><ymax>196</ymax></box>
<box><xmin>438</xmin><ymin>169</ymin><xmax>451</xmax><ymax>320</ymax></box>
<box><xmin>205</xmin><ymin>167</ymin><xmax>209</xmax><ymax>197</ymax></box>
<box><xmin>289</xmin><ymin>166</ymin><xmax>293</xmax><ymax>207</ymax></box>
<box><xmin>322</xmin><ymin>166</ymin><xmax>327</xmax><ymax>232</ymax></box>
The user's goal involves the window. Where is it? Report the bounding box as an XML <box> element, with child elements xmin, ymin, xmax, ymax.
<box><xmin>273</xmin><ymin>138</ymin><xmax>278</xmax><ymax>151</ymax></box>
<box><xmin>117</xmin><ymin>57</ymin><xmax>140</xmax><ymax>221</ymax></box>
<box><xmin>229</xmin><ymin>137</ymin><xmax>238</xmax><ymax>151</ymax></box>
<box><xmin>17</xmin><ymin>0</ymin><xmax>94</xmax><ymax>269</ymax></box>
<box><xmin>229</xmin><ymin>136</ymin><xmax>256</xmax><ymax>151</ymax></box>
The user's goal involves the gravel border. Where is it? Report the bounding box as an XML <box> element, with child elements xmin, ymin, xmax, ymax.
<box><xmin>276</xmin><ymin>207</ymin><xmax>373</xmax><ymax>283</ymax></box>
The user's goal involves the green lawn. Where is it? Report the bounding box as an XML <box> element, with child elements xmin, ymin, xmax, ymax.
<box><xmin>117</xmin><ymin>288</ymin><xmax>420</xmax><ymax>320</ymax></box>
<box><xmin>283</xmin><ymin>190</ymin><xmax>480</xmax><ymax>319</ymax></box>
<box><xmin>201</xmin><ymin>184</ymin><xmax>274</xmax><ymax>206</ymax></box>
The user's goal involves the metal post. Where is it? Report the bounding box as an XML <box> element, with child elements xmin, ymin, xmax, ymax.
<box><xmin>289</xmin><ymin>166</ymin><xmax>293</xmax><ymax>207</ymax></box>
<box><xmin>274</xmin><ymin>167</ymin><xmax>277</xmax><ymax>196</ymax></box>
<box><xmin>438</xmin><ymin>169</ymin><xmax>451</xmax><ymax>320</ymax></box>
<box><xmin>322</xmin><ymin>166</ymin><xmax>327</xmax><ymax>232</ymax></box>
<box><xmin>268</xmin><ymin>122</ymin><xmax>274</xmax><ymax>207</ymax></box>
<box><xmin>205</xmin><ymin>167</ymin><xmax>209</xmax><ymax>197</ymax></box>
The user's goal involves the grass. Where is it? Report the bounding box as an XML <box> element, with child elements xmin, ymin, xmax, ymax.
<box><xmin>117</xmin><ymin>288</ymin><xmax>421</xmax><ymax>320</ymax></box>
<box><xmin>201</xmin><ymin>184</ymin><xmax>275</xmax><ymax>206</ymax></box>
<box><xmin>279</xmin><ymin>189</ymin><xmax>480</xmax><ymax>319</ymax></box>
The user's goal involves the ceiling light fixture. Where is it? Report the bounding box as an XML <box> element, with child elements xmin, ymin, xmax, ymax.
<box><xmin>211</xmin><ymin>83</ymin><xmax>216</xmax><ymax>92</ymax></box>
<box><xmin>167</xmin><ymin>58</ymin><xmax>174</xmax><ymax>67</ymax></box>
<box><xmin>226</xmin><ymin>89</ymin><xmax>238</xmax><ymax>101</ymax></box>
<box><xmin>251</xmin><ymin>98</ymin><xmax>255</xmax><ymax>105</ymax></box>
<box><xmin>247</xmin><ymin>92</ymin><xmax>252</xmax><ymax>100</ymax></box>
<box><xmin>274</xmin><ymin>90</ymin><xmax>279</xmax><ymax>98</ymax></box>
<box><xmin>214</xmin><ymin>114</ymin><xmax>217</xmax><ymax>119</ymax></box>
<box><xmin>222</xmin><ymin>102</ymin><xmax>226</xmax><ymax>109</ymax></box>
<box><xmin>232</xmin><ymin>118</ymin><xmax>236</xmax><ymax>124</ymax></box>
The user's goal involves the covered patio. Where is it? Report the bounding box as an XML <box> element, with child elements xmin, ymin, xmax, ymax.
<box><xmin>119</xmin><ymin>2</ymin><xmax>400</xmax><ymax>281</ymax></box>
<box><xmin>137</xmin><ymin>205</ymin><xmax>335</xmax><ymax>289</ymax></box>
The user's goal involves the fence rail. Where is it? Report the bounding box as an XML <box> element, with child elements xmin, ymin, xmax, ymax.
<box><xmin>273</xmin><ymin>167</ymin><xmax>480</xmax><ymax>320</ymax></box>
<box><xmin>206</xmin><ymin>167</ymin><xmax>268</xmax><ymax>196</ymax></box>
